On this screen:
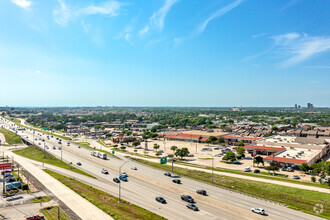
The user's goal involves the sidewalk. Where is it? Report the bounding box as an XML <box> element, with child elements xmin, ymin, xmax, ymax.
<box><xmin>5</xmin><ymin>151</ymin><xmax>112</xmax><ymax>220</ymax></box>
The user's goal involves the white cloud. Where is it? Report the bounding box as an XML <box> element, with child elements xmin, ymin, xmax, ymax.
<box><xmin>54</xmin><ymin>0</ymin><xmax>122</xmax><ymax>26</ymax></box>
<box><xmin>35</xmin><ymin>70</ymin><xmax>41</xmax><ymax>74</ymax></box>
<box><xmin>53</xmin><ymin>0</ymin><xmax>71</xmax><ymax>26</ymax></box>
<box><xmin>12</xmin><ymin>0</ymin><xmax>31</xmax><ymax>8</ymax></box>
<box><xmin>252</xmin><ymin>33</ymin><xmax>268</xmax><ymax>39</ymax></box>
<box><xmin>197</xmin><ymin>0</ymin><xmax>243</xmax><ymax>34</ymax></box>
<box><xmin>81</xmin><ymin>20</ymin><xmax>91</xmax><ymax>33</ymax></box>
<box><xmin>124</xmin><ymin>33</ymin><xmax>130</xmax><ymax>41</ymax></box>
<box><xmin>79</xmin><ymin>1</ymin><xmax>121</xmax><ymax>16</ymax></box>
<box><xmin>139</xmin><ymin>0</ymin><xmax>179</xmax><ymax>36</ymax></box>
<box><xmin>272</xmin><ymin>33</ymin><xmax>330</xmax><ymax>67</ymax></box>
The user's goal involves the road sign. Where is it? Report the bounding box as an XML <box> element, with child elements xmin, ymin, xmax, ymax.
<box><xmin>42</xmin><ymin>128</ymin><xmax>49</xmax><ymax>130</ymax></box>
<box><xmin>0</xmin><ymin>163</ymin><xmax>11</xmax><ymax>170</ymax></box>
<box><xmin>160</xmin><ymin>156</ymin><xmax>167</xmax><ymax>165</ymax></box>
<box><xmin>112</xmin><ymin>151</ymin><xmax>115</xmax><ymax>154</ymax></box>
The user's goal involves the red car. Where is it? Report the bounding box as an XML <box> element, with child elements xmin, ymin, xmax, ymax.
<box><xmin>26</xmin><ymin>215</ymin><xmax>45</xmax><ymax>220</ymax></box>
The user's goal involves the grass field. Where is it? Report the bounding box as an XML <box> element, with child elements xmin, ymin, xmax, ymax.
<box><xmin>40</xmin><ymin>206</ymin><xmax>71</xmax><ymax>220</ymax></box>
<box><xmin>44</xmin><ymin>169</ymin><xmax>166</xmax><ymax>220</ymax></box>
<box><xmin>129</xmin><ymin>157</ymin><xmax>330</xmax><ymax>219</ymax></box>
<box><xmin>32</xmin><ymin>196</ymin><xmax>51</xmax><ymax>203</ymax></box>
<box><xmin>0</xmin><ymin>128</ymin><xmax>22</xmax><ymax>144</ymax></box>
<box><xmin>13</xmin><ymin>145</ymin><xmax>95</xmax><ymax>178</ymax></box>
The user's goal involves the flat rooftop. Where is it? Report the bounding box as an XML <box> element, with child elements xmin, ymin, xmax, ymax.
<box><xmin>276</xmin><ymin>147</ymin><xmax>320</xmax><ymax>161</ymax></box>
<box><xmin>181</xmin><ymin>130</ymin><xmax>228</xmax><ymax>137</ymax></box>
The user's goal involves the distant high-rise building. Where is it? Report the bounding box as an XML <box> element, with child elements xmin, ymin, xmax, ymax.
<box><xmin>298</xmin><ymin>105</ymin><xmax>301</xmax><ymax>109</ymax></box>
<box><xmin>307</xmin><ymin>103</ymin><xmax>314</xmax><ymax>109</ymax></box>
<box><xmin>295</xmin><ymin>104</ymin><xmax>297</xmax><ymax>109</ymax></box>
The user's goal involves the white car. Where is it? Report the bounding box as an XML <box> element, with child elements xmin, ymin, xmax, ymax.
<box><xmin>120</xmin><ymin>172</ymin><xmax>128</xmax><ymax>177</ymax></box>
<box><xmin>131</xmin><ymin>166</ymin><xmax>137</xmax><ymax>170</ymax></box>
<box><xmin>101</xmin><ymin>168</ymin><xmax>109</xmax><ymax>174</ymax></box>
<box><xmin>251</xmin><ymin>208</ymin><xmax>265</xmax><ymax>215</ymax></box>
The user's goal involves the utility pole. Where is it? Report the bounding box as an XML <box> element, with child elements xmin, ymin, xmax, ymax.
<box><xmin>43</xmin><ymin>142</ymin><xmax>46</xmax><ymax>159</ymax></box>
<box><xmin>208</xmin><ymin>153</ymin><xmax>214</xmax><ymax>184</ymax></box>
<box><xmin>61</xmin><ymin>142</ymin><xmax>63</xmax><ymax>162</ymax></box>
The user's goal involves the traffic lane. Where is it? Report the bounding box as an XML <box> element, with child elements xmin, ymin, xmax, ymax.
<box><xmin>14</xmin><ymin>126</ymin><xmax>323</xmax><ymax>220</ymax></box>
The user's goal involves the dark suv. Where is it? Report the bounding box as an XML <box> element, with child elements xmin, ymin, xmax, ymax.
<box><xmin>172</xmin><ymin>179</ymin><xmax>181</xmax><ymax>184</ymax></box>
<box><xmin>187</xmin><ymin>203</ymin><xmax>199</xmax><ymax>211</ymax></box>
<box><xmin>181</xmin><ymin>195</ymin><xmax>194</xmax><ymax>203</ymax></box>
<box><xmin>155</xmin><ymin>197</ymin><xmax>167</xmax><ymax>204</ymax></box>
<box><xmin>196</xmin><ymin>190</ymin><xmax>207</xmax><ymax>195</ymax></box>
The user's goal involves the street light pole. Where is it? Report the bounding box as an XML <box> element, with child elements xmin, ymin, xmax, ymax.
<box><xmin>61</xmin><ymin>142</ymin><xmax>63</xmax><ymax>162</ymax></box>
<box><xmin>119</xmin><ymin>161</ymin><xmax>129</xmax><ymax>202</ymax></box>
<box><xmin>43</xmin><ymin>142</ymin><xmax>46</xmax><ymax>159</ymax></box>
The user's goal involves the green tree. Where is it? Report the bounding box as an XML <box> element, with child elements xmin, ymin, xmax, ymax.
<box><xmin>222</xmin><ymin>151</ymin><xmax>236</xmax><ymax>162</ymax></box>
<box><xmin>311</xmin><ymin>176</ymin><xmax>316</xmax><ymax>183</ymax></box>
<box><xmin>120</xmin><ymin>146</ymin><xmax>126</xmax><ymax>151</ymax></box>
<box><xmin>236</xmin><ymin>142</ymin><xmax>245</xmax><ymax>147</ymax></box>
<box><xmin>300</xmin><ymin>163</ymin><xmax>310</xmax><ymax>172</ymax></box>
<box><xmin>265</xmin><ymin>166</ymin><xmax>279</xmax><ymax>175</ymax></box>
<box><xmin>207</xmin><ymin>136</ymin><xmax>217</xmax><ymax>142</ymax></box>
<box><xmin>236</xmin><ymin>146</ymin><xmax>245</xmax><ymax>156</ymax></box>
<box><xmin>218</xmin><ymin>137</ymin><xmax>225</xmax><ymax>144</ymax></box>
<box><xmin>170</xmin><ymin>146</ymin><xmax>177</xmax><ymax>156</ymax></box>
<box><xmin>153</xmin><ymin>143</ymin><xmax>160</xmax><ymax>151</ymax></box>
<box><xmin>175</xmin><ymin>148</ymin><xmax>190</xmax><ymax>160</ymax></box>
<box><xmin>254</xmin><ymin>156</ymin><xmax>264</xmax><ymax>167</ymax></box>
<box><xmin>271</xmin><ymin>126</ymin><xmax>279</xmax><ymax>132</ymax></box>
<box><xmin>132</xmin><ymin>141</ymin><xmax>141</xmax><ymax>147</ymax></box>
<box><xmin>155</xmin><ymin>152</ymin><xmax>162</xmax><ymax>157</ymax></box>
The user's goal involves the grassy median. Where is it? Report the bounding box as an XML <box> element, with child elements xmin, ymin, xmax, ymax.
<box><xmin>32</xmin><ymin>196</ymin><xmax>51</xmax><ymax>203</ymax></box>
<box><xmin>0</xmin><ymin>128</ymin><xmax>22</xmax><ymax>144</ymax></box>
<box><xmin>13</xmin><ymin>145</ymin><xmax>95</xmax><ymax>178</ymax></box>
<box><xmin>44</xmin><ymin>169</ymin><xmax>166</xmax><ymax>220</ymax></box>
<box><xmin>129</xmin><ymin>157</ymin><xmax>330</xmax><ymax>219</ymax></box>
<box><xmin>40</xmin><ymin>206</ymin><xmax>71</xmax><ymax>220</ymax></box>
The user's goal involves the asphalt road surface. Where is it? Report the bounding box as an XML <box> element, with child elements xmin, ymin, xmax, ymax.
<box><xmin>0</xmin><ymin>118</ymin><xmax>325</xmax><ymax>220</ymax></box>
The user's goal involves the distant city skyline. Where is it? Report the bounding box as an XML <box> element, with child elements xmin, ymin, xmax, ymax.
<box><xmin>0</xmin><ymin>0</ymin><xmax>329</xmax><ymax>107</ymax></box>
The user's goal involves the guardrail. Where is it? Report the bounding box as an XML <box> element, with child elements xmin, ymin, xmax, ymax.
<box><xmin>127</xmin><ymin>156</ymin><xmax>288</xmax><ymax>207</ymax></box>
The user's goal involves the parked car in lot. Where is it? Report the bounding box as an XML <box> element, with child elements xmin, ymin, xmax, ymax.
<box><xmin>186</xmin><ymin>203</ymin><xmax>199</xmax><ymax>211</ymax></box>
<box><xmin>244</xmin><ymin>167</ymin><xmax>251</xmax><ymax>172</ymax></box>
<box><xmin>119</xmin><ymin>176</ymin><xmax>127</xmax><ymax>181</ymax></box>
<box><xmin>172</xmin><ymin>179</ymin><xmax>181</xmax><ymax>184</ymax></box>
<box><xmin>292</xmin><ymin>175</ymin><xmax>300</xmax><ymax>179</ymax></box>
<box><xmin>181</xmin><ymin>195</ymin><xmax>194</xmax><ymax>203</ymax></box>
<box><xmin>77</xmin><ymin>162</ymin><xmax>82</xmax><ymax>166</ymax></box>
<box><xmin>53</xmin><ymin>146</ymin><xmax>56</xmax><ymax>150</ymax></box>
<box><xmin>188</xmin><ymin>154</ymin><xmax>194</xmax><ymax>157</ymax></box>
<box><xmin>164</xmin><ymin>172</ymin><xmax>171</xmax><ymax>177</ymax></box>
<box><xmin>155</xmin><ymin>197</ymin><xmax>166</xmax><ymax>204</ymax></box>
<box><xmin>113</xmin><ymin>177</ymin><xmax>120</xmax><ymax>183</ymax></box>
<box><xmin>245</xmin><ymin>156</ymin><xmax>252</xmax><ymax>160</ymax></box>
<box><xmin>254</xmin><ymin>169</ymin><xmax>260</xmax><ymax>173</ymax></box>
<box><xmin>214</xmin><ymin>153</ymin><xmax>222</xmax><ymax>157</ymax></box>
<box><xmin>281</xmin><ymin>167</ymin><xmax>287</xmax><ymax>171</ymax></box>
<box><xmin>233</xmin><ymin>161</ymin><xmax>242</xmax><ymax>165</ymax></box>
<box><xmin>101</xmin><ymin>168</ymin><xmax>109</xmax><ymax>174</ymax></box>
<box><xmin>196</xmin><ymin>190</ymin><xmax>207</xmax><ymax>195</ymax></box>
<box><xmin>251</xmin><ymin>207</ymin><xmax>265</xmax><ymax>215</ymax></box>
<box><xmin>287</xmin><ymin>167</ymin><xmax>293</xmax><ymax>172</ymax></box>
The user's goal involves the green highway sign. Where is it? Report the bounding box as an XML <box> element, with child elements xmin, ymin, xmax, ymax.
<box><xmin>112</xmin><ymin>150</ymin><xmax>115</xmax><ymax>154</ymax></box>
<box><xmin>43</xmin><ymin>128</ymin><xmax>49</xmax><ymax>130</ymax></box>
<box><xmin>160</xmin><ymin>156</ymin><xmax>167</xmax><ymax>165</ymax></box>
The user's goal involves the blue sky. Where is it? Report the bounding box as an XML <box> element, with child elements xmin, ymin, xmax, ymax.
<box><xmin>0</xmin><ymin>0</ymin><xmax>329</xmax><ymax>107</ymax></box>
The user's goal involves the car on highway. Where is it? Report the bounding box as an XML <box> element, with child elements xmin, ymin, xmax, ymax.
<box><xmin>131</xmin><ymin>166</ymin><xmax>137</xmax><ymax>170</ymax></box>
<box><xmin>292</xmin><ymin>175</ymin><xmax>300</xmax><ymax>179</ymax></box>
<box><xmin>164</xmin><ymin>172</ymin><xmax>171</xmax><ymax>177</ymax></box>
<box><xmin>186</xmin><ymin>203</ymin><xmax>199</xmax><ymax>211</ymax></box>
<box><xmin>113</xmin><ymin>177</ymin><xmax>120</xmax><ymax>183</ymax></box>
<box><xmin>172</xmin><ymin>179</ymin><xmax>181</xmax><ymax>184</ymax></box>
<box><xmin>77</xmin><ymin>162</ymin><xmax>82</xmax><ymax>166</ymax></box>
<box><xmin>68</xmin><ymin>162</ymin><xmax>72</xmax><ymax>165</ymax></box>
<box><xmin>53</xmin><ymin>146</ymin><xmax>56</xmax><ymax>150</ymax></box>
<box><xmin>120</xmin><ymin>172</ymin><xmax>128</xmax><ymax>177</ymax></box>
<box><xmin>244</xmin><ymin>167</ymin><xmax>251</xmax><ymax>172</ymax></box>
<box><xmin>253</xmin><ymin>169</ymin><xmax>260</xmax><ymax>173</ymax></box>
<box><xmin>119</xmin><ymin>176</ymin><xmax>127</xmax><ymax>181</ymax></box>
<box><xmin>101</xmin><ymin>168</ymin><xmax>109</xmax><ymax>174</ymax></box>
<box><xmin>196</xmin><ymin>190</ymin><xmax>207</xmax><ymax>195</ymax></box>
<box><xmin>181</xmin><ymin>195</ymin><xmax>194</xmax><ymax>203</ymax></box>
<box><xmin>38</xmin><ymin>143</ymin><xmax>41</xmax><ymax>145</ymax></box>
<box><xmin>58</xmin><ymin>147</ymin><xmax>61</xmax><ymax>150</ymax></box>
<box><xmin>155</xmin><ymin>197</ymin><xmax>166</xmax><ymax>204</ymax></box>
<box><xmin>251</xmin><ymin>207</ymin><xmax>265</xmax><ymax>215</ymax></box>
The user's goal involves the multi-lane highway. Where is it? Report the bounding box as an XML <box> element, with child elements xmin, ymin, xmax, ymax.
<box><xmin>0</xmin><ymin>117</ymin><xmax>325</xmax><ymax>220</ymax></box>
